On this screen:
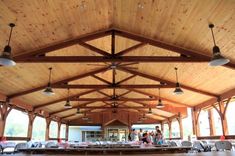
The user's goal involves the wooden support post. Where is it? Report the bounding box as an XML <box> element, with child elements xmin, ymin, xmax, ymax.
<box><xmin>177</xmin><ymin>113</ymin><xmax>183</xmax><ymax>139</ymax></box>
<box><xmin>160</xmin><ymin>122</ymin><xmax>164</xmax><ymax>132</ymax></box>
<box><xmin>45</xmin><ymin>118</ymin><xmax>51</xmax><ymax>141</ymax></box>
<box><xmin>0</xmin><ymin>101</ymin><xmax>12</xmax><ymax>138</ymax></box>
<box><xmin>65</xmin><ymin>124</ymin><xmax>69</xmax><ymax>141</ymax></box>
<box><xmin>57</xmin><ymin>121</ymin><xmax>61</xmax><ymax>139</ymax></box>
<box><xmin>192</xmin><ymin>108</ymin><xmax>200</xmax><ymax>137</ymax></box>
<box><xmin>208</xmin><ymin>109</ymin><xmax>215</xmax><ymax>136</ymax></box>
<box><xmin>101</xmin><ymin>113</ymin><xmax>105</xmax><ymax>139</ymax></box>
<box><xmin>218</xmin><ymin>100</ymin><xmax>228</xmax><ymax>136</ymax></box>
<box><xmin>168</xmin><ymin>120</ymin><xmax>172</xmax><ymax>139</ymax></box>
<box><xmin>27</xmin><ymin>112</ymin><xmax>36</xmax><ymax>140</ymax></box>
<box><xmin>191</xmin><ymin>108</ymin><xmax>196</xmax><ymax>135</ymax></box>
<box><xmin>128</xmin><ymin>113</ymin><xmax>132</xmax><ymax>136</ymax></box>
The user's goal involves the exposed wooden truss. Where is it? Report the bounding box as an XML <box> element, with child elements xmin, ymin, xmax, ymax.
<box><xmin>6</xmin><ymin>28</ymin><xmax>235</xmax><ymax>122</ymax></box>
<box><xmin>114</xmin><ymin>28</ymin><xmax>235</xmax><ymax>70</ymax></box>
<box><xmin>195</xmin><ymin>88</ymin><xmax>235</xmax><ymax>111</ymax></box>
<box><xmin>15</xmin><ymin>56</ymin><xmax>209</xmax><ymax>63</ymax></box>
<box><xmin>34</xmin><ymin>89</ymin><xmax>98</xmax><ymax>110</ymax></box>
<box><xmin>13</xmin><ymin>28</ymin><xmax>235</xmax><ymax>70</ymax></box>
<box><xmin>49</xmin><ymin>101</ymin><xmax>97</xmax><ymax>116</ymax></box>
<box><xmin>51</xmin><ymin>84</ymin><xmax>175</xmax><ymax>89</ymax></box>
<box><xmin>13</xmin><ymin>28</ymin><xmax>113</xmax><ymax>59</ymax></box>
<box><xmin>117</xmin><ymin>66</ymin><xmax>218</xmax><ymax>97</ymax></box>
<box><xmin>67</xmin><ymin>97</ymin><xmax>186</xmax><ymax>103</ymax></box>
<box><xmin>127</xmin><ymin>89</ymin><xmax>191</xmax><ymax>107</ymax></box>
<box><xmin>8</xmin><ymin>67</ymin><xmax>109</xmax><ymax>99</ymax></box>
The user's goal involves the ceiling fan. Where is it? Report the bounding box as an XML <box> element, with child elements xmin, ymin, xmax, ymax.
<box><xmin>88</xmin><ymin>62</ymin><xmax>139</xmax><ymax>76</ymax></box>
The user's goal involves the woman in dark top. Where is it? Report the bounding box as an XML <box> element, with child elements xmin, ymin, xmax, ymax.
<box><xmin>142</xmin><ymin>133</ymin><xmax>151</xmax><ymax>144</ymax></box>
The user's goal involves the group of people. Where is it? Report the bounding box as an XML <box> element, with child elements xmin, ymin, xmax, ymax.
<box><xmin>128</xmin><ymin>126</ymin><xmax>163</xmax><ymax>145</ymax></box>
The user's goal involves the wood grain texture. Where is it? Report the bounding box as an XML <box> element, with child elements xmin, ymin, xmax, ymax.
<box><xmin>0</xmin><ymin>0</ymin><xmax>234</xmax><ymax>122</ymax></box>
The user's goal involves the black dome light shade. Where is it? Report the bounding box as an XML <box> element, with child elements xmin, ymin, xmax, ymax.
<box><xmin>208</xmin><ymin>24</ymin><xmax>229</xmax><ymax>66</ymax></box>
<box><xmin>0</xmin><ymin>23</ymin><xmax>16</xmax><ymax>66</ymax></box>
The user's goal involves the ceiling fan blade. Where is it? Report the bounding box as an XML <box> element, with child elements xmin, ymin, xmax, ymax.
<box><xmin>125</xmin><ymin>67</ymin><xmax>138</xmax><ymax>70</ymax></box>
<box><xmin>120</xmin><ymin>62</ymin><xmax>139</xmax><ymax>66</ymax></box>
<box><xmin>86</xmin><ymin>64</ymin><xmax>107</xmax><ymax>66</ymax></box>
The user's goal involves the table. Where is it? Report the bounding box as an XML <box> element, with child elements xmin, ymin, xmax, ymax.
<box><xmin>3</xmin><ymin>151</ymin><xmax>235</xmax><ymax>156</ymax></box>
<box><xmin>0</xmin><ymin>142</ymin><xmax>16</xmax><ymax>154</ymax></box>
<box><xmin>18</xmin><ymin>146</ymin><xmax>192</xmax><ymax>155</ymax></box>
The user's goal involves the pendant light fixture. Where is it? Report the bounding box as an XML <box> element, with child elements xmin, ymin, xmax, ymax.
<box><xmin>42</xmin><ymin>67</ymin><xmax>55</xmax><ymax>96</ymax></box>
<box><xmin>137</xmin><ymin>117</ymin><xmax>143</xmax><ymax>123</ymax></box>
<box><xmin>0</xmin><ymin>23</ymin><xmax>16</xmax><ymax>66</ymax></box>
<box><xmin>208</xmin><ymin>24</ymin><xmax>230</xmax><ymax>66</ymax></box>
<box><xmin>87</xmin><ymin>119</ymin><xmax>93</xmax><ymax>123</ymax></box>
<box><xmin>141</xmin><ymin>114</ymin><xmax>147</xmax><ymax>120</ymax></box>
<box><xmin>82</xmin><ymin>113</ymin><xmax>89</xmax><ymax>121</ymax></box>
<box><xmin>64</xmin><ymin>88</ymin><xmax>72</xmax><ymax>108</ymax></box>
<box><xmin>173</xmin><ymin>67</ymin><xmax>184</xmax><ymax>95</ymax></box>
<box><xmin>147</xmin><ymin>107</ymin><xmax>152</xmax><ymax>114</ymax></box>
<box><xmin>76</xmin><ymin>108</ymin><xmax>81</xmax><ymax>114</ymax></box>
<box><xmin>156</xmin><ymin>88</ymin><xmax>164</xmax><ymax>109</ymax></box>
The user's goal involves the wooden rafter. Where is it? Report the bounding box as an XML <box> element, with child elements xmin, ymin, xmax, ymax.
<box><xmin>62</xmin><ymin>105</ymin><xmax>110</xmax><ymax>119</ymax></box>
<box><xmin>120</xmin><ymin>101</ymin><xmax>168</xmax><ymax>119</ymax></box>
<box><xmin>69</xmin><ymin>98</ymin><xmax>164</xmax><ymax>102</ymax></box>
<box><xmin>223</xmin><ymin>98</ymin><xmax>231</xmax><ymax>117</ymax></box>
<box><xmin>195</xmin><ymin>86</ymin><xmax>235</xmax><ymax>111</ymax></box>
<box><xmin>51</xmin><ymin>84</ymin><xmax>175</xmax><ymax>89</ymax></box>
<box><xmin>131</xmin><ymin>100</ymin><xmax>186</xmax><ymax>116</ymax></box>
<box><xmin>91</xmin><ymin>75</ymin><xmax>111</xmax><ymax>84</ymax></box>
<box><xmin>78</xmin><ymin>42</ymin><xmax>111</xmax><ymax>57</ymax></box>
<box><xmin>118</xmin><ymin>90</ymin><xmax>132</xmax><ymax>98</ymax></box>
<box><xmin>66</xmin><ymin>109</ymin><xmax>113</xmax><ymax>121</ymax></box>
<box><xmin>13</xmin><ymin>28</ymin><xmax>113</xmax><ymax>59</ymax></box>
<box><xmin>114</xmin><ymin>28</ymin><xmax>235</xmax><ymax>70</ymax></box>
<box><xmin>111</xmin><ymin>30</ymin><xmax>115</xmax><ymax>55</ymax></box>
<box><xmin>127</xmin><ymin>88</ymin><xmax>191</xmax><ymax>107</ymax></box>
<box><xmin>115</xmin><ymin>43</ymin><xmax>146</xmax><ymax>56</ymax></box>
<box><xmin>8</xmin><ymin>67</ymin><xmax>109</xmax><ymax>99</ymax></box>
<box><xmin>118</xmin><ymin>66</ymin><xmax>218</xmax><ymax>97</ymax></box>
<box><xmin>49</xmin><ymin>101</ymin><xmax>95</xmax><ymax>116</ymax></box>
<box><xmin>137</xmin><ymin>109</ymin><xmax>167</xmax><ymax>119</ymax></box>
<box><xmin>77</xmin><ymin>106</ymin><xmax>173</xmax><ymax>109</ymax></box>
<box><xmin>96</xmin><ymin>90</ymin><xmax>110</xmax><ymax>97</ymax></box>
<box><xmin>116</xmin><ymin>74</ymin><xmax>137</xmax><ymax>84</ymax></box>
<box><xmin>34</xmin><ymin>89</ymin><xmax>98</xmax><ymax>110</ymax></box>
<box><xmin>194</xmin><ymin>98</ymin><xmax>218</xmax><ymax>111</ymax></box>
<box><xmin>15</xmin><ymin>56</ymin><xmax>209</xmax><ymax>63</ymax></box>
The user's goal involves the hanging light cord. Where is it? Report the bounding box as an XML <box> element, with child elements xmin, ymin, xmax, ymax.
<box><xmin>48</xmin><ymin>67</ymin><xmax>52</xmax><ymax>83</ymax></box>
<box><xmin>7</xmin><ymin>24</ymin><xmax>15</xmax><ymax>46</ymax></box>
<box><xmin>67</xmin><ymin>88</ymin><xmax>70</xmax><ymax>100</ymax></box>
<box><xmin>158</xmin><ymin>88</ymin><xmax>161</xmax><ymax>100</ymax></box>
<box><xmin>175</xmin><ymin>67</ymin><xmax>179</xmax><ymax>82</ymax></box>
<box><xmin>210</xmin><ymin>26</ymin><xmax>217</xmax><ymax>46</ymax></box>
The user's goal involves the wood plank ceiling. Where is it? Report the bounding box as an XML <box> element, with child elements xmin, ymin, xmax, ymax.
<box><xmin>0</xmin><ymin>0</ymin><xmax>235</xmax><ymax>123</ymax></box>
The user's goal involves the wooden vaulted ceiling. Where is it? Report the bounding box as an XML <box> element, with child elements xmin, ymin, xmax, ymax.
<box><xmin>0</xmin><ymin>0</ymin><xmax>235</xmax><ymax>123</ymax></box>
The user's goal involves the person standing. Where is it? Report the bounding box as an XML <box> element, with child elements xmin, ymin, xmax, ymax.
<box><xmin>138</xmin><ymin>128</ymin><xmax>143</xmax><ymax>141</ymax></box>
<box><xmin>141</xmin><ymin>132</ymin><xmax>151</xmax><ymax>144</ymax></box>
<box><xmin>155</xmin><ymin>129</ymin><xmax>163</xmax><ymax>145</ymax></box>
<box><xmin>153</xmin><ymin>126</ymin><xmax>163</xmax><ymax>144</ymax></box>
<box><xmin>130</xmin><ymin>129</ymin><xmax>139</xmax><ymax>141</ymax></box>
